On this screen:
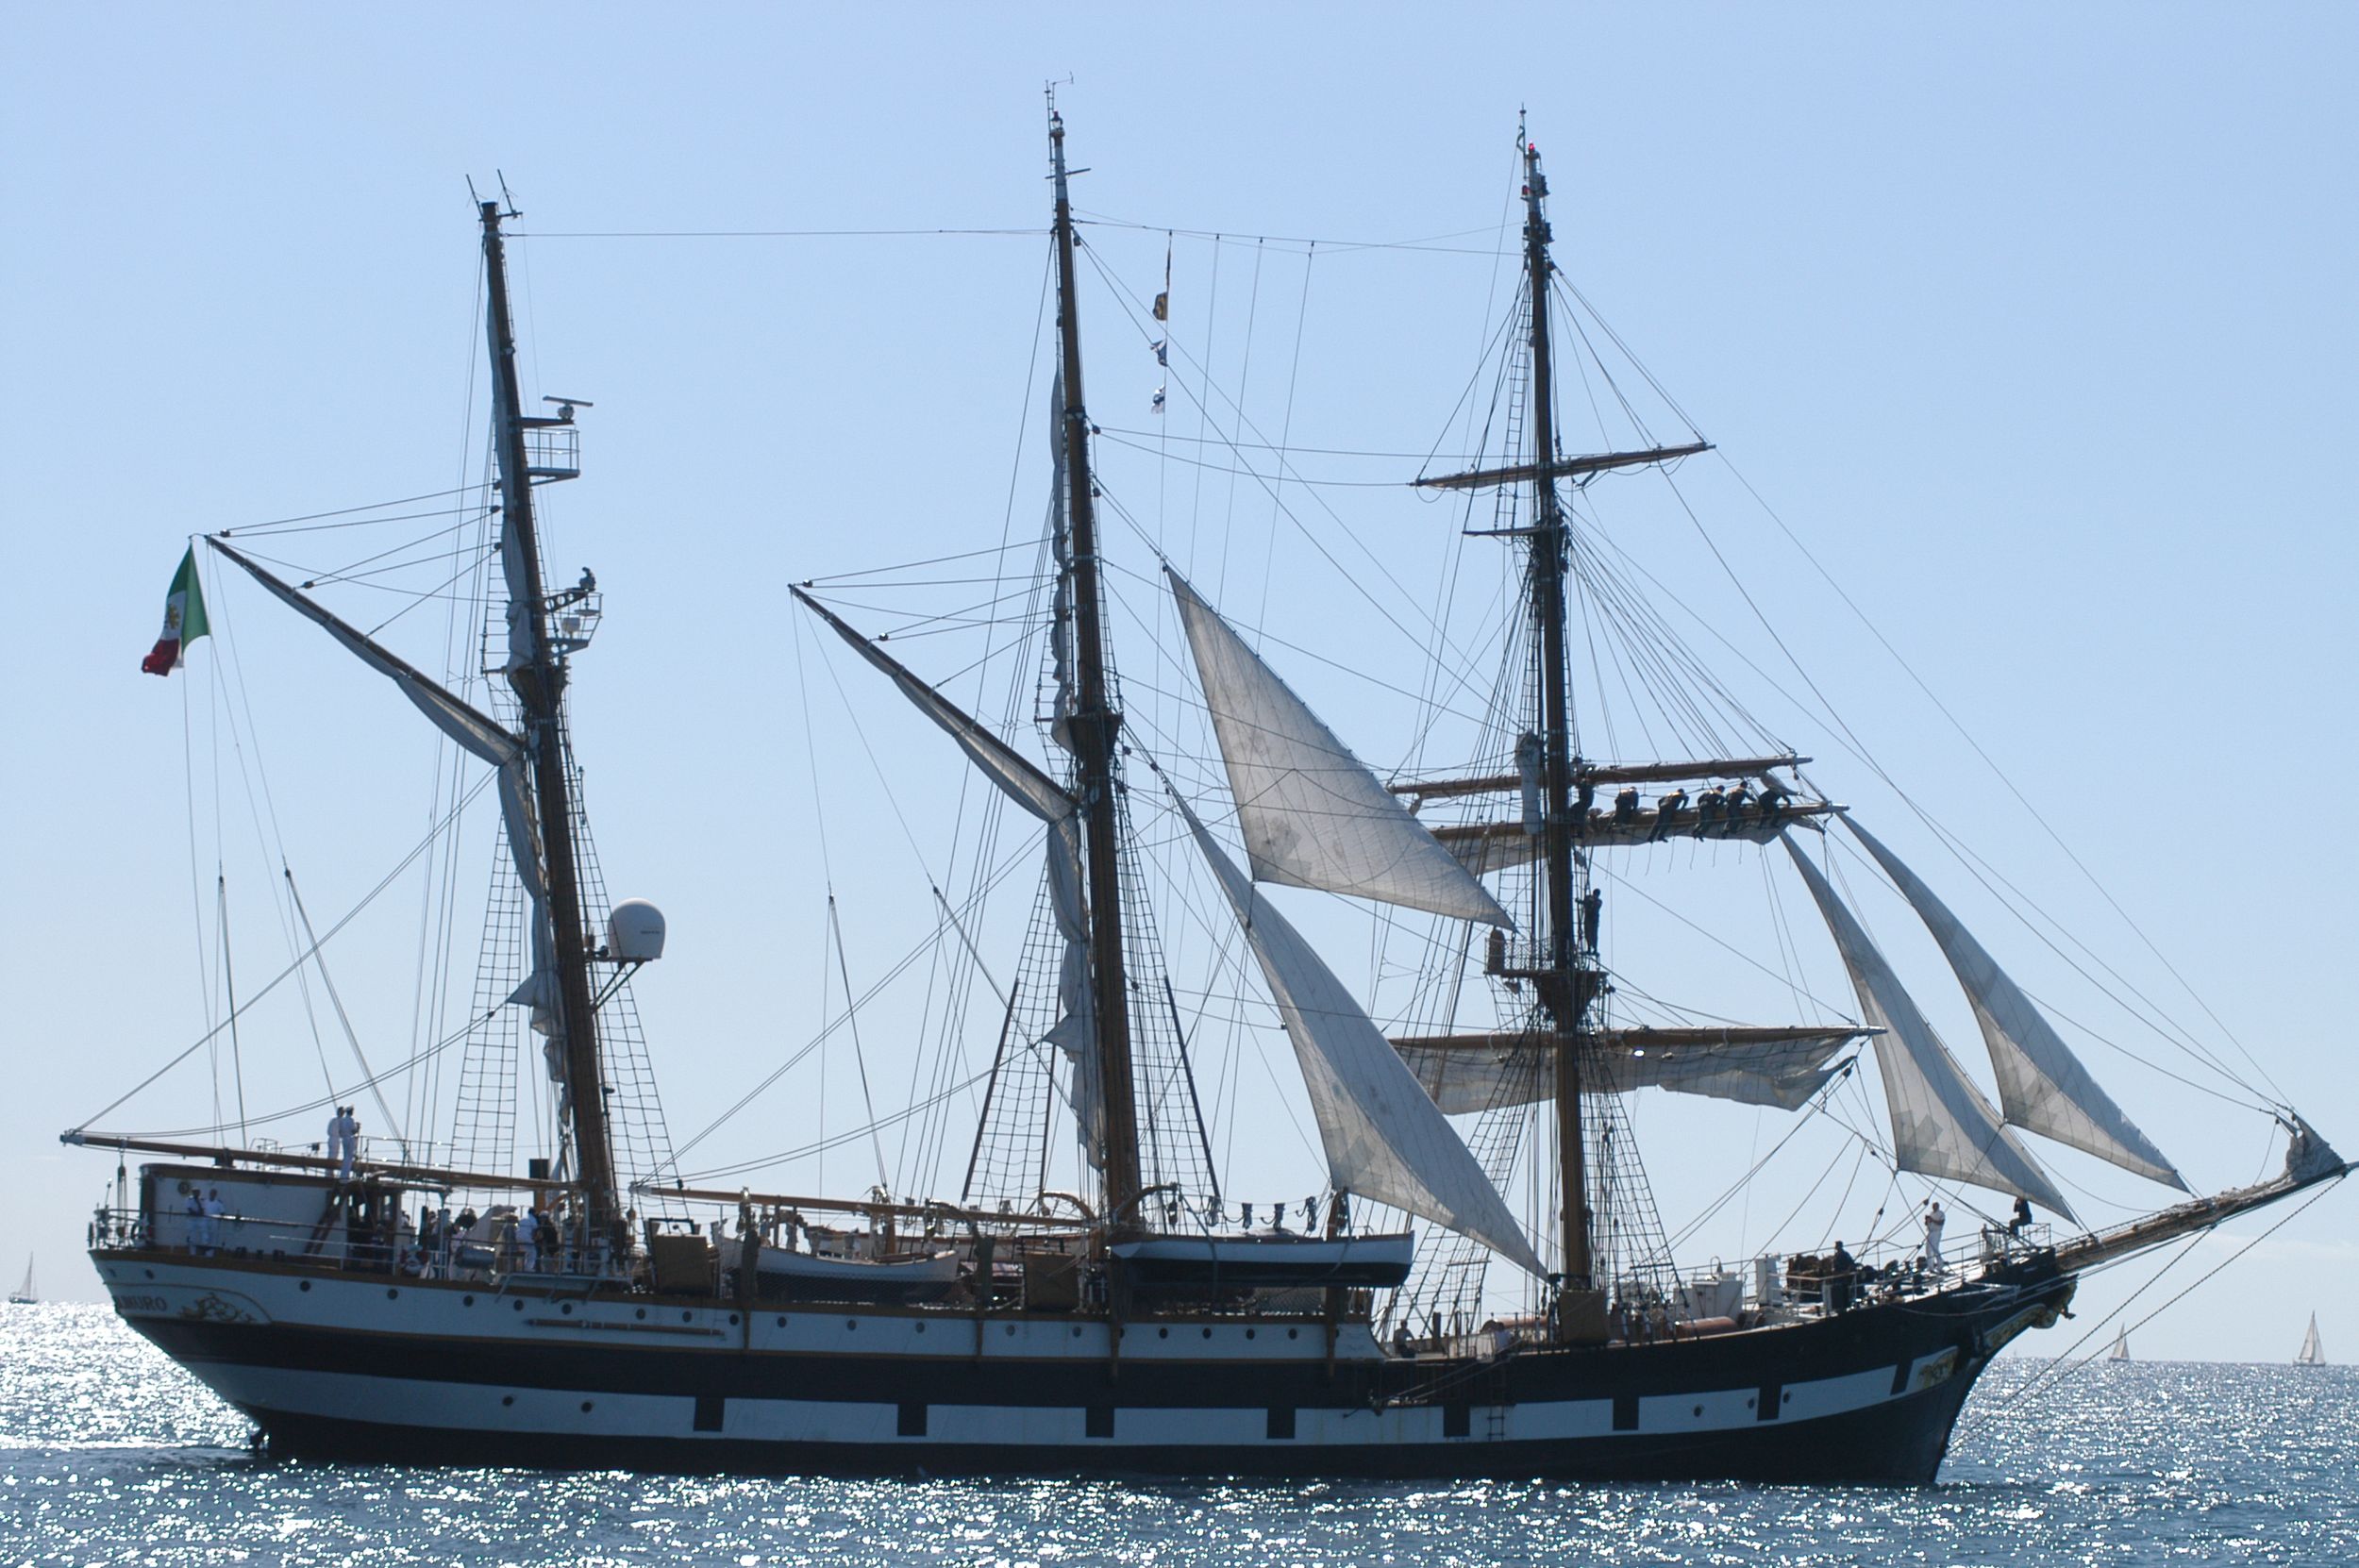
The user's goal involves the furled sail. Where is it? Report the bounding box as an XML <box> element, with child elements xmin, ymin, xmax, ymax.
<box><xmin>1167</xmin><ymin>570</ymin><xmax>1511</xmax><ymax>927</ymax></box>
<box><xmin>206</xmin><ymin>539</ymin><xmax>559</xmax><ymax>1038</ymax></box>
<box><xmin>793</xmin><ymin>588</ymin><xmax>1076</xmax><ymax>826</ymax></box>
<box><xmin>1391</xmin><ymin>1026</ymin><xmax>1868</xmax><ymax>1116</ymax></box>
<box><xmin>1174</xmin><ymin>793</ymin><xmax>1546</xmax><ymax>1276</ymax></box>
<box><xmin>1843</xmin><ymin>820</ymin><xmax>2186</xmax><ymax>1190</ymax></box>
<box><xmin>1040</xmin><ymin>789</ymin><xmax>1101</xmax><ymax>1169</ymax></box>
<box><xmin>1433</xmin><ymin>799</ymin><xmax>1835</xmax><ymax>871</ymax></box>
<box><xmin>1783</xmin><ymin>836</ymin><xmax>2074</xmax><ymax>1218</ymax></box>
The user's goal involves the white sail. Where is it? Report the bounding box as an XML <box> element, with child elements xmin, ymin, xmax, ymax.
<box><xmin>1783</xmin><ymin>836</ymin><xmax>2074</xmax><ymax>1218</ymax></box>
<box><xmin>2108</xmin><ymin>1326</ymin><xmax>2129</xmax><ymax>1361</ymax></box>
<box><xmin>1174</xmin><ymin>794</ymin><xmax>1547</xmax><ymax>1276</ymax></box>
<box><xmin>795</xmin><ymin>588</ymin><xmax>1076</xmax><ymax>826</ymax></box>
<box><xmin>1843</xmin><ymin>820</ymin><xmax>2185</xmax><ymax>1191</ymax></box>
<box><xmin>1393</xmin><ymin>1028</ymin><xmax>1863</xmax><ymax>1116</ymax></box>
<box><xmin>1168</xmin><ymin>570</ymin><xmax>1512</xmax><ymax>928</ymax></box>
<box><xmin>2298</xmin><ymin>1313</ymin><xmax>2325</xmax><ymax>1365</ymax></box>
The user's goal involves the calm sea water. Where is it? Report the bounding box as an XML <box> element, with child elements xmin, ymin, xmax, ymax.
<box><xmin>3</xmin><ymin>1303</ymin><xmax>2351</xmax><ymax>1565</ymax></box>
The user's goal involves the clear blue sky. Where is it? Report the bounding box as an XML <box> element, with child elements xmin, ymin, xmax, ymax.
<box><xmin>4</xmin><ymin>6</ymin><xmax>2351</xmax><ymax>1361</ymax></box>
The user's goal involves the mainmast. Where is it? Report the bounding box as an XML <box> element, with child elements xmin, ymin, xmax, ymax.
<box><xmin>1047</xmin><ymin>108</ymin><xmax>1145</xmax><ymax>1231</ymax></box>
<box><xmin>479</xmin><ymin>200</ymin><xmax>618</xmax><ymax>1243</ymax></box>
<box><xmin>1518</xmin><ymin>136</ymin><xmax>1597</xmax><ymax>1291</ymax></box>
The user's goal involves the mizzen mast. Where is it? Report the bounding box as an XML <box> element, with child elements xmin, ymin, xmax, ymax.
<box><xmin>479</xmin><ymin>199</ymin><xmax>618</xmax><ymax>1245</ymax></box>
<box><xmin>1515</xmin><ymin>136</ymin><xmax>1598</xmax><ymax>1294</ymax></box>
<box><xmin>1048</xmin><ymin>107</ymin><xmax>1145</xmax><ymax>1232</ymax></box>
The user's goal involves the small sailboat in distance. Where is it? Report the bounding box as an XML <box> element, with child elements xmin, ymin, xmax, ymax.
<box><xmin>7</xmin><ymin>1255</ymin><xmax>33</xmax><ymax>1306</ymax></box>
<box><xmin>2107</xmin><ymin>1325</ymin><xmax>2129</xmax><ymax>1362</ymax></box>
<box><xmin>2297</xmin><ymin>1313</ymin><xmax>2325</xmax><ymax>1366</ymax></box>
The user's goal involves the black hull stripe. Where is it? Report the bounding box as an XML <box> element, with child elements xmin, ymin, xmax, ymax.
<box><xmin>245</xmin><ymin>1372</ymin><xmax>1982</xmax><ymax>1485</ymax></box>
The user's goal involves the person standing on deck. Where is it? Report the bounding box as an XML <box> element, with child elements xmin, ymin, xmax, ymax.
<box><xmin>201</xmin><ymin>1188</ymin><xmax>226</xmax><ymax>1255</ymax></box>
<box><xmin>1923</xmin><ymin>1201</ymin><xmax>1947</xmax><ymax>1276</ymax></box>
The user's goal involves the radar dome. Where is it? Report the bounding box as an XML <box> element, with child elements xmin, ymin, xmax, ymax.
<box><xmin>608</xmin><ymin>899</ymin><xmax>667</xmax><ymax>963</ymax></box>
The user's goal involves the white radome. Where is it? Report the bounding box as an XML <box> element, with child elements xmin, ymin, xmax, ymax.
<box><xmin>607</xmin><ymin>899</ymin><xmax>666</xmax><ymax>962</ymax></box>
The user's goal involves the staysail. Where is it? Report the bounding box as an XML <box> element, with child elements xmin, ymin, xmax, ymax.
<box><xmin>1167</xmin><ymin>570</ymin><xmax>1512</xmax><ymax>927</ymax></box>
<box><xmin>793</xmin><ymin>588</ymin><xmax>1076</xmax><ymax>826</ymax></box>
<box><xmin>1843</xmin><ymin>819</ymin><xmax>2185</xmax><ymax>1190</ymax></box>
<box><xmin>793</xmin><ymin>585</ymin><xmax>1104</xmax><ymax>1164</ymax></box>
<box><xmin>1783</xmin><ymin>835</ymin><xmax>2074</xmax><ymax>1217</ymax></box>
<box><xmin>1390</xmin><ymin>1026</ymin><xmax>1867</xmax><ymax>1116</ymax></box>
<box><xmin>1174</xmin><ymin>792</ymin><xmax>1546</xmax><ymax>1276</ymax></box>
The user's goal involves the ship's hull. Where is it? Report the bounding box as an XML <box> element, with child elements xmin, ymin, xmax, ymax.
<box><xmin>96</xmin><ymin>1249</ymin><xmax>2070</xmax><ymax>1484</ymax></box>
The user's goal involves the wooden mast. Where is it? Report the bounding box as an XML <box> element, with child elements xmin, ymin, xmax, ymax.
<box><xmin>478</xmin><ymin>200</ymin><xmax>619</xmax><ymax>1248</ymax></box>
<box><xmin>1047</xmin><ymin>108</ymin><xmax>1145</xmax><ymax>1233</ymax></box>
<box><xmin>1518</xmin><ymin>137</ymin><xmax>1596</xmax><ymax>1292</ymax></box>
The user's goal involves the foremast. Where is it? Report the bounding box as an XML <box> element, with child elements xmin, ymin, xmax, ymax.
<box><xmin>478</xmin><ymin>200</ymin><xmax>618</xmax><ymax>1246</ymax></box>
<box><xmin>1048</xmin><ymin>108</ymin><xmax>1146</xmax><ymax>1233</ymax></box>
<box><xmin>1516</xmin><ymin>137</ymin><xmax>1598</xmax><ymax>1293</ymax></box>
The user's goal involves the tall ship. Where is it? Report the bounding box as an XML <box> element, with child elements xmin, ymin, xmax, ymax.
<box><xmin>71</xmin><ymin>111</ymin><xmax>2347</xmax><ymax>1483</ymax></box>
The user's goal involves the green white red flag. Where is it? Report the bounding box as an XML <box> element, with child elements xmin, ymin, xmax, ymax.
<box><xmin>141</xmin><ymin>546</ymin><xmax>210</xmax><ymax>676</ymax></box>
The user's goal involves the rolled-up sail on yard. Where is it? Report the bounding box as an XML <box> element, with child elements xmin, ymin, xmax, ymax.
<box><xmin>1783</xmin><ymin>835</ymin><xmax>2074</xmax><ymax>1218</ymax></box>
<box><xmin>1842</xmin><ymin>819</ymin><xmax>2185</xmax><ymax>1190</ymax></box>
<box><xmin>1392</xmin><ymin>1026</ymin><xmax>1867</xmax><ymax>1116</ymax></box>
<box><xmin>1174</xmin><ymin>792</ymin><xmax>1547</xmax><ymax>1277</ymax></box>
<box><xmin>1167</xmin><ymin>570</ymin><xmax>1512</xmax><ymax>928</ymax></box>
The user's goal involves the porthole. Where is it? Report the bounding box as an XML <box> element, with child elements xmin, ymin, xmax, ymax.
<box><xmin>776</xmin><ymin>1316</ymin><xmax>787</xmax><ymax>1327</ymax></box>
<box><xmin>1246</xmin><ymin>1328</ymin><xmax>1257</xmax><ymax>1340</ymax></box>
<box><xmin>386</xmin><ymin>1288</ymin><xmax>399</xmax><ymax>1300</ymax></box>
<box><xmin>634</xmin><ymin>1308</ymin><xmax>645</xmax><ymax>1321</ymax></box>
<box><xmin>513</xmin><ymin>1300</ymin><xmax>526</xmax><ymax>1312</ymax></box>
<box><xmin>1005</xmin><ymin>1324</ymin><xmax>1017</xmax><ymax>1337</ymax></box>
<box><xmin>846</xmin><ymin>1319</ymin><xmax>859</xmax><ymax>1331</ymax></box>
<box><xmin>681</xmin><ymin>1310</ymin><xmax>693</xmax><ymax>1323</ymax></box>
<box><xmin>144</xmin><ymin>1270</ymin><xmax>156</xmax><ymax>1280</ymax></box>
<box><xmin>501</xmin><ymin>1395</ymin><xmax>514</xmax><ymax>1407</ymax></box>
<box><xmin>914</xmin><ymin>1321</ymin><xmax>926</xmax><ymax>1334</ymax></box>
<box><xmin>1287</xmin><ymin>1327</ymin><xmax>1299</xmax><ymax>1341</ymax></box>
<box><xmin>728</xmin><ymin>1314</ymin><xmax>739</xmax><ymax>1326</ymax></box>
<box><xmin>297</xmin><ymin>1279</ymin><xmax>310</xmax><ymax>1293</ymax></box>
<box><xmin>560</xmin><ymin>1303</ymin><xmax>574</xmax><ymax>1315</ymax></box>
<box><xmin>1692</xmin><ymin>1405</ymin><xmax>1703</xmax><ymax>1417</ymax></box>
<box><xmin>463</xmin><ymin>1295</ymin><xmax>476</xmax><ymax>1307</ymax></box>
<box><xmin>580</xmin><ymin>1400</ymin><xmax>594</xmax><ymax>1413</ymax></box>
<box><xmin>1071</xmin><ymin>1326</ymin><xmax>1082</xmax><ymax>1338</ymax></box>
<box><xmin>1159</xmin><ymin>1327</ymin><xmax>1170</xmax><ymax>1340</ymax></box>
<box><xmin>1202</xmin><ymin>1327</ymin><xmax>1213</xmax><ymax>1340</ymax></box>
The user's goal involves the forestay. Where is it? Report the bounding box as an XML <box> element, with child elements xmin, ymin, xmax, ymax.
<box><xmin>1174</xmin><ymin>794</ymin><xmax>1547</xmax><ymax>1277</ymax></box>
<box><xmin>1391</xmin><ymin>1027</ymin><xmax>1865</xmax><ymax>1116</ymax></box>
<box><xmin>1843</xmin><ymin>820</ymin><xmax>2185</xmax><ymax>1190</ymax></box>
<box><xmin>1167</xmin><ymin>571</ymin><xmax>1512</xmax><ymax>928</ymax></box>
<box><xmin>1783</xmin><ymin>836</ymin><xmax>2074</xmax><ymax>1218</ymax></box>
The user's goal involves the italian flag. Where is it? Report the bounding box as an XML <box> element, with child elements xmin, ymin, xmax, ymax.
<box><xmin>140</xmin><ymin>546</ymin><xmax>210</xmax><ymax>676</ymax></box>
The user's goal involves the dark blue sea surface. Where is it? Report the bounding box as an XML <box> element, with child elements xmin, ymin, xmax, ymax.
<box><xmin>3</xmin><ymin>1303</ymin><xmax>2351</xmax><ymax>1564</ymax></box>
